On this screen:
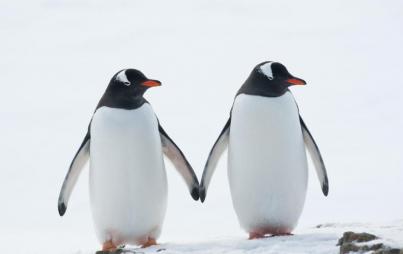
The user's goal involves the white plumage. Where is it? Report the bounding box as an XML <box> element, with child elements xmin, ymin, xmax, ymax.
<box><xmin>258</xmin><ymin>62</ymin><xmax>274</xmax><ymax>80</ymax></box>
<box><xmin>89</xmin><ymin>104</ymin><xmax>167</xmax><ymax>245</ymax></box>
<box><xmin>228</xmin><ymin>92</ymin><xmax>308</xmax><ymax>234</ymax></box>
<box><xmin>115</xmin><ymin>69</ymin><xmax>131</xmax><ymax>86</ymax></box>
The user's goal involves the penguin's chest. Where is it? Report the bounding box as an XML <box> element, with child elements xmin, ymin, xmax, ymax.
<box><xmin>228</xmin><ymin>93</ymin><xmax>308</xmax><ymax>232</ymax></box>
<box><xmin>89</xmin><ymin>105</ymin><xmax>167</xmax><ymax>243</ymax></box>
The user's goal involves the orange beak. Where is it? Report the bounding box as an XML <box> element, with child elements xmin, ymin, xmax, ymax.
<box><xmin>141</xmin><ymin>80</ymin><xmax>161</xmax><ymax>87</ymax></box>
<box><xmin>286</xmin><ymin>78</ymin><xmax>306</xmax><ymax>86</ymax></box>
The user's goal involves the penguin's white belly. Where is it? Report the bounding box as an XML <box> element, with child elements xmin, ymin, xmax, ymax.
<box><xmin>89</xmin><ymin>104</ymin><xmax>167</xmax><ymax>245</ymax></box>
<box><xmin>228</xmin><ymin>92</ymin><xmax>308</xmax><ymax>234</ymax></box>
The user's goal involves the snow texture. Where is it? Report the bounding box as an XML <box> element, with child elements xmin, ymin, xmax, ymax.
<box><xmin>87</xmin><ymin>221</ymin><xmax>403</xmax><ymax>253</ymax></box>
<box><xmin>0</xmin><ymin>0</ymin><xmax>402</xmax><ymax>253</ymax></box>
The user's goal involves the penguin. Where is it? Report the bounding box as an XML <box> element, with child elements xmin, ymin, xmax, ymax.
<box><xmin>199</xmin><ymin>61</ymin><xmax>329</xmax><ymax>239</ymax></box>
<box><xmin>58</xmin><ymin>69</ymin><xmax>199</xmax><ymax>251</ymax></box>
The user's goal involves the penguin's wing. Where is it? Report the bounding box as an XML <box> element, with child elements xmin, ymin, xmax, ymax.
<box><xmin>159</xmin><ymin>123</ymin><xmax>200</xmax><ymax>201</ymax></box>
<box><xmin>200</xmin><ymin>117</ymin><xmax>231</xmax><ymax>202</ymax></box>
<box><xmin>300</xmin><ymin>115</ymin><xmax>329</xmax><ymax>196</ymax></box>
<box><xmin>58</xmin><ymin>130</ymin><xmax>90</xmax><ymax>216</ymax></box>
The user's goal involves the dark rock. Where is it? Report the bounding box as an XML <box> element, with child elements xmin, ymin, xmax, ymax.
<box><xmin>369</xmin><ymin>243</ymin><xmax>385</xmax><ymax>251</ymax></box>
<box><xmin>339</xmin><ymin>242</ymin><xmax>360</xmax><ymax>254</ymax></box>
<box><xmin>338</xmin><ymin>231</ymin><xmax>403</xmax><ymax>254</ymax></box>
<box><xmin>373</xmin><ymin>249</ymin><xmax>403</xmax><ymax>254</ymax></box>
<box><xmin>337</xmin><ymin>231</ymin><xmax>378</xmax><ymax>246</ymax></box>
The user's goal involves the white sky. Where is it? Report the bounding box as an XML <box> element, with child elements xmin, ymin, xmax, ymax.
<box><xmin>0</xmin><ymin>0</ymin><xmax>402</xmax><ymax>253</ymax></box>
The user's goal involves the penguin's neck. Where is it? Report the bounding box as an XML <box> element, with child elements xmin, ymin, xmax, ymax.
<box><xmin>96</xmin><ymin>92</ymin><xmax>147</xmax><ymax>110</ymax></box>
<box><xmin>237</xmin><ymin>75</ymin><xmax>289</xmax><ymax>97</ymax></box>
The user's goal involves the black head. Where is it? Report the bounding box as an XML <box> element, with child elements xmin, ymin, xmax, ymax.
<box><xmin>96</xmin><ymin>69</ymin><xmax>161</xmax><ymax>110</ymax></box>
<box><xmin>237</xmin><ymin>61</ymin><xmax>306</xmax><ymax>97</ymax></box>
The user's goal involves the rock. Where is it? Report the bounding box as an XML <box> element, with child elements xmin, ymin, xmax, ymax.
<box><xmin>337</xmin><ymin>231</ymin><xmax>378</xmax><ymax>246</ymax></box>
<box><xmin>337</xmin><ymin>231</ymin><xmax>403</xmax><ymax>254</ymax></box>
<box><xmin>373</xmin><ymin>249</ymin><xmax>403</xmax><ymax>254</ymax></box>
<box><xmin>339</xmin><ymin>242</ymin><xmax>360</xmax><ymax>254</ymax></box>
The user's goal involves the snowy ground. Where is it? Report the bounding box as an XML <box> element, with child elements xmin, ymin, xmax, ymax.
<box><xmin>63</xmin><ymin>221</ymin><xmax>403</xmax><ymax>254</ymax></box>
<box><xmin>135</xmin><ymin>221</ymin><xmax>403</xmax><ymax>254</ymax></box>
<box><xmin>1</xmin><ymin>0</ymin><xmax>402</xmax><ymax>253</ymax></box>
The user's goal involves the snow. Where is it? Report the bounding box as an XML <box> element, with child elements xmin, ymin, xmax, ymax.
<box><xmin>55</xmin><ymin>221</ymin><xmax>403</xmax><ymax>254</ymax></box>
<box><xmin>0</xmin><ymin>0</ymin><xmax>402</xmax><ymax>253</ymax></box>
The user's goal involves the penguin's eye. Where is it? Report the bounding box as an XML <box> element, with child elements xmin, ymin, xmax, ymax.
<box><xmin>267</xmin><ymin>76</ymin><xmax>274</xmax><ymax>80</ymax></box>
<box><xmin>123</xmin><ymin>81</ymin><xmax>131</xmax><ymax>86</ymax></box>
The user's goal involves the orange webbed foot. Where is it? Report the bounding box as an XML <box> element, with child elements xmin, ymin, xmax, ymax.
<box><xmin>101</xmin><ymin>240</ymin><xmax>117</xmax><ymax>252</ymax></box>
<box><xmin>249</xmin><ymin>232</ymin><xmax>267</xmax><ymax>240</ymax></box>
<box><xmin>141</xmin><ymin>237</ymin><xmax>157</xmax><ymax>248</ymax></box>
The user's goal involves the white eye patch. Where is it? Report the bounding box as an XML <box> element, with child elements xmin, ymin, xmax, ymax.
<box><xmin>259</xmin><ymin>62</ymin><xmax>274</xmax><ymax>80</ymax></box>
<box><xmin>116</xmin><ymin>69</ymin><xmax>131</xmax><ymax>86</ymax></box>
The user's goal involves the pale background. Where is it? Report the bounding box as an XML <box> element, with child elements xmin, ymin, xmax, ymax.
<box><xmin>0</xmin><ymin>0</ymin><xmax>402</xmax><ymax>253</ymax></box>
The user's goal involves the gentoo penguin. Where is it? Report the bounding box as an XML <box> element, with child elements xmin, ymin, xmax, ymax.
<box><xmin>200</xmin><ymin>61</ymin><xmax>329</xmax><ymax>239</ymax></box>
<box><xmin>58</xmin><ymin>69</ymin><xmax>199</xmax><ymax>251</ymax></box>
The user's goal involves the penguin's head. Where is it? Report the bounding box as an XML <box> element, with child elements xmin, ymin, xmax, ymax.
<box><xmin>96</xmin><ymin>69</ymin><xmax>161</xmax><ymax>110</ymax></box>
<box><xmin>109</xmin><ymin>69</ymin><xmax>161</xmax><ymax>97</ymax></box>
<box><xmin>240</xmin><ymin>61</ymin><xmax>306</xmax><ymax>97</ymax></box>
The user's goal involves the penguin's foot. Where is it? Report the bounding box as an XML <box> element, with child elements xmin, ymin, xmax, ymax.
<box><xmin>141</xmin><ymin>237</ymin><xmax>157</xmax><ymax>248</ymax></box>
<box><xmin>102</xmin><ymin>240</ymin><xmax>118</xmax><ymax>252</ymax></box>
<box><xmin>249</xmin><ymin>230</ymin><xmax>293</xmax><ymax>239</ymax></box>
<box><xmin>249</xmin><ymin>232</ymin><xmax>267</xmax><ymax>240</ymax></box>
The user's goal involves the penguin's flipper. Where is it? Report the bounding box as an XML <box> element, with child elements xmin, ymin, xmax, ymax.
<box><xmin>300</xmin><ymin>115</ymin><xmax>329</xmax><ymax>196</ymax></box>
<box><xmin>58</xmin><ymin>131</ymin><xmax>90</xmax><ymax>216</ymax></box>
<box><xmin>159</xmin><ymin>123</ymin><xmax>200</xmax><ymax>201</ymax></box>
<box><xmin>200</xmin><ymin>118</ymin><xmax>231</xmax><ymax>202</ymax></box>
